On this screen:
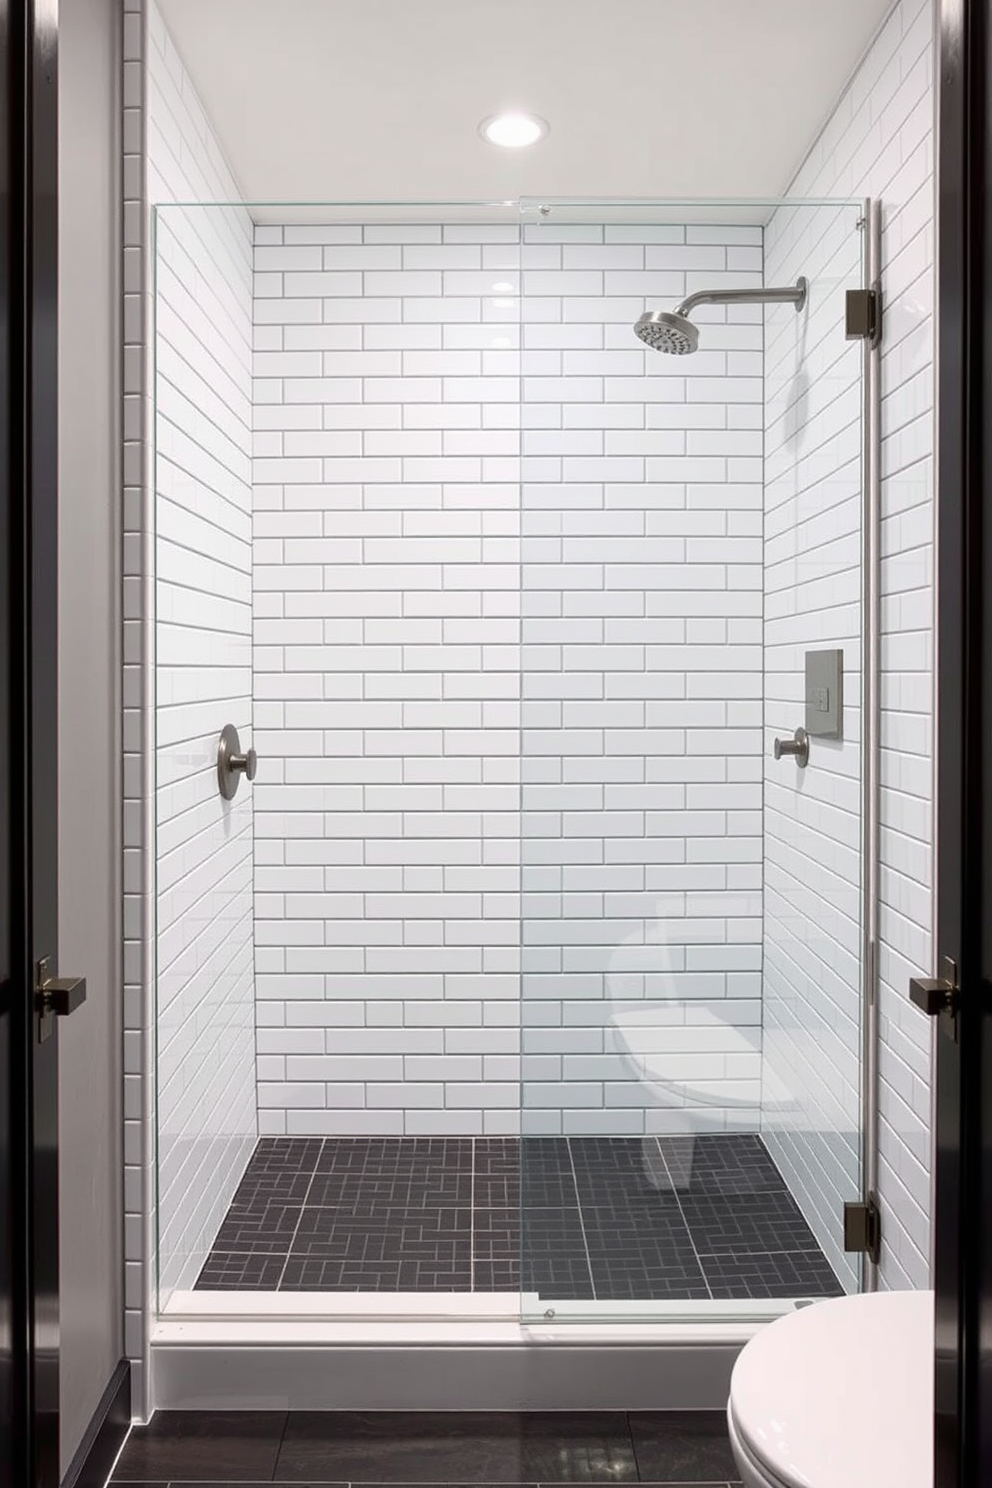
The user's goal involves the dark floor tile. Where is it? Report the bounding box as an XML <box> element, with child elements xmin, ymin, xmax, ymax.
<box><xmin>628</xmin><ymin>1411</ymin><xmax>738</xmax><ymax>1484</ymax></box>
<box><xmin>521</xmin><ymin>1208</ymin><xmax>594</xmax><ymax>1299</ymax></box>
<box><xmin>680</xmin><ymin>1189</ymin><xmax>824</xmax><ymax>1256</ymax></box>
<box><xmin>194</xmin><ymin>1251</ymin><xmax>287</xmax><ymax>1290</ymax></box>
<box><xmin>473</xmin><ymin>1206</ymin><xmax>520</xmax><ymax>1262</ymax></box>
<box><xmin>250</xmin><ymin>1138</ymin><xmax>324</xmax><ymax>1173</ymax></box>
<box><xmin>315</xmin><ymin>1137</ymin><xmax>474</xmax><ymax>1175</ymax></box>
<box><xmin>473</xmin><ymin>1259</ymin><xmax>521</xmax><ymax>1291</ymax></box>
<box><xmin>568</xmin><ymin>1139</ymin><xmax>673</xmax><ymax>1209</ymax></box>
<box><xmin>280</xmin><ymin>1257</ymin><xmax>474</xmax><ymax>1291</ymax></box>
<box><xmin>659</xmin><ymin>1134</ymin><xmax>784</xmax><ymax>1197</ymax></box>
<box><xmin>274</xmin><ymin>1411</ymin><xmax>637</xmax><ymax>1482</ymax></box>
<box><xmin>701</xmin><ymin>1248</ymin><xmax>843</xmax><ymax>1299</ymax></box>
<box><xmin>211</xmin><ymin>1202</ymin><xmax>301</xmax><ymax>1253</ymax></box>
<box><xmin>582</xmin><ymin>1195</ymin><xmax>708</xmax><ymax>1300</ymax></box>
<box><xmin>112</xmin><ymin>1410</ymin><xmax>287</xmax><ymax>1482</ymax></box>
<box><xmin>289</xmin><ymin>1207</ymin><xmax>473</xmax><ymax>1264</ymax></box>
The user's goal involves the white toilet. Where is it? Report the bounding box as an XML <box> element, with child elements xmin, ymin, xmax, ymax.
<box><xmin>727</xmin><ymin>1289</ymin><xmax>933</xmax><ymax>1488</ymax></box>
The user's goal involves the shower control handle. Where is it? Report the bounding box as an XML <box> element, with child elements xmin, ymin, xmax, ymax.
<box><xmin>232</xmin><ymin>747</ymin><xmax>257</xmax><ymax>780</ymax></box>
<box><xmin>217</xmin><ymin>723</ymin><xmax>257</xmax><ymax>800</ymax></box>
<box><xmin>774</xmin><ymin>727</ymin><xmax>810</xmax><ymax>768</ymax></box>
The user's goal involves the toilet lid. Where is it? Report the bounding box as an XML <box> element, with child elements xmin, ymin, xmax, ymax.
<box><xmin>729</xmin><ymin>1290</ymin><xmax>933</xmax><ymax>1488</ymax></box>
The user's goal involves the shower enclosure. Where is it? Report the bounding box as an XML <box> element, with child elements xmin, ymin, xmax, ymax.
<box><xmin>152</xmin><ymin>195</ymin><xmax>876</xmax><ymax>1327</ymax></box>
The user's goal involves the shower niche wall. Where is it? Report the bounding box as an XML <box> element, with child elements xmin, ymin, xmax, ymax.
<box><xmin>152</xmin><ymin>196</ymin><xmax>872</xmax><ymax>1322</ymax></box>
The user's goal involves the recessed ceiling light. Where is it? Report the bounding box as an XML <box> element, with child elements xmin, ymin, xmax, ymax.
<box><xmin>479</xmin><ymin>112</ymin><xmax>549</xmax><ymax>149</ymax></box>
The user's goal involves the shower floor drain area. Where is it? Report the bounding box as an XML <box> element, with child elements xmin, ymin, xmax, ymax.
<box><xmin>194</xmin><ymin>1133</ymin><xmax>845</xmax><ymax>1301</ymax></box>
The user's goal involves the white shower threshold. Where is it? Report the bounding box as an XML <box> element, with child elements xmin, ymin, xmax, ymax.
<box><xmin>149</xmin><ymin>1290</ymin><xmax>793</xmax><ymax>1415</ymax></box>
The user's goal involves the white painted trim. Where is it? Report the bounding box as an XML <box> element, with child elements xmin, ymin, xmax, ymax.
<box><xmin>162</xmin><ymin>1289</ymin><xmax>790</xmax><ymax>1327</ymax></box>
<box><xmin>150</xmin><ymin>1334</ymin><xmax>748</xmax><ymax>1411</ymax></box>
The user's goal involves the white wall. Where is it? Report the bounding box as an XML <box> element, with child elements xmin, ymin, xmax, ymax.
<box><xmin>251</xmin><ymin>219</ymin><xmax>766</xmax><ymax>1135</ymax></box>
<box><xmin>519</xmin><ymin>221</ymin><xmax>766</xmax><ymax>1135</ymax></box>
<box><xmin>763</xmin><ymin>0</ymin><xmax>934</xmax><ymax>1291</ymax></box>
<box><xmin>148</xmin><ymin>0</ymin><xmax>256</xmax><ymax>1301</ymax></box>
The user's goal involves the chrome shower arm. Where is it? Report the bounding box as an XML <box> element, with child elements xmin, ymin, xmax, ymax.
<box><xmin>676</xmin><ymin>276</ymin><xmax>807</xmax><ymax>317</ymax></box>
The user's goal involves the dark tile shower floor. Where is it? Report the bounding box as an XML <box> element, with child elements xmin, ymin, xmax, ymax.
<box><xmin>195</xmin><ymin>1134</ymin><xmax>844</xmax><ymax>1302</ymax></box>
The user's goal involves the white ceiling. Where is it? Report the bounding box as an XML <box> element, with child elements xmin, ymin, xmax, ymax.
<box><xmin>157</xmin><ymin>0</ymin><xmax>896</xmax><ymax>212</ymax></box>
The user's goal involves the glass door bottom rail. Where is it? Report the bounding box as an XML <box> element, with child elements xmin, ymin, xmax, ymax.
<box><xmin>192</xmin><ymin>1133</ymin><xmax>844</xmax><ymax>1303</ymax></box>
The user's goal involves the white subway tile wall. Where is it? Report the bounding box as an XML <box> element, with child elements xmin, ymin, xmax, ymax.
<box><xmin>251</xmin><ymin>220</ymin><xmax>767</xmax><ymax>1135</ymax></box>
<box><xmin>519</xmin><ymin>222</ymin><xmax>767</xmax><ymax>1135</ymax></box>
<box><xmin>762</xmin><ymin>0</ymin><xmax>935</xmax><ymax>1291</ymax></box>
<box><xmin>148</xmin><ymin>1</ymin><xmax>257</xmax><ymax>1308</ymax></box>
<box><xmin>760</xmin><ymin>205</ymin><xmax>865</xmax><ymax>1291</ymax></box>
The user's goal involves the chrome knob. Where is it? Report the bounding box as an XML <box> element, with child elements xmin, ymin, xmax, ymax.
<box><xmin>773</xmin><ymin>727</ymin><xmax>810</xmax><ymax>768</ymax></box>
<box><xmin>217</xmin><ymin>724</ymin><xmax>257</xmax><ymax>800</ymax></box>
<box><xmin>232</xmin><ymin>747</ymin><xmax>257</xmax><ymax>781</ymax></box>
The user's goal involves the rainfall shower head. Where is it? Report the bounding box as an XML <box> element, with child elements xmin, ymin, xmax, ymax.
<box><xmin>634</xmin><ymin>276</ymin><xmax>808</xmax><ymax>355</ymax></box>
<box><xmin>634</xmin><ymin>309</ymin><xmax>699</xmax><ymax>355</ymax></box>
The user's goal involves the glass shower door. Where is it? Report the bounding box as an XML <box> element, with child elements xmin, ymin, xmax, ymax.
<box><xmin>518</xmin><ymin>197</ymin><xmax>870</xmax><ymax>1321</ymax></box>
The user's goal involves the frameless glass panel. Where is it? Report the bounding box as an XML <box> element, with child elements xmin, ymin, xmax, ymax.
<box><xmin>519</xmin><ymin>197</ymin><xmax>869</xmax><ymax>1324</ymax></box>
<box><xmin>153</xmin><ymin>202</ymin><xmax>258</xmax><ymax>1312</ymax></box>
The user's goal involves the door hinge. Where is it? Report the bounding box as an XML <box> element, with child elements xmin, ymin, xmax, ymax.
<box><xmin>843</xmin><ymin>1193</ymin><xmax>881</xmax><ymax>1266</ymax></box>
<box><xmin>909</xmin><ymin>955</ymin><xmax>958</xmax><ymax>1041</ymax></box>
<box><xmin>35</xmin><ymin>956</ymin><xmax>87</xmax><ymax>1043</ymax></box>
<box><xmin>845</xmin><ymin>285</ymin><xmax>882</xmax><ymax>347</ymax></box>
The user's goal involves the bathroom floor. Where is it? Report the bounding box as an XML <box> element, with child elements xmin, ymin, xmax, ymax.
<box><xmin>111</xmin><ymin>1407</ymin><xmax>743</xmax><ymax>1485</ymax></box>
<box><xmin>195</xmin><ymin>1133</ymin><xmax>843</xmax><ymax>1302</ymax></box>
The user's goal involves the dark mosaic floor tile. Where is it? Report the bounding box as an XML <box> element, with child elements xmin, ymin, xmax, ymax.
<box><xmin>250</xmin><ymin>1137</ymin><xmax>324</xmax><ymax>1172</ymax></box>
<box><xmin>680</xmin><ymin>1188</ymin><xmax>823</xmax><ymax>1256</ymax></box>
<box><xmin>281</xmin><ymin>1257</ymin><xmax>474</xmax><ymax>1291</ymax></box>
<box><xmin>307</xmin><ymin>1172</ymin><xmax>472</xmax><ymax>1209</ymax></box>
<box><xmin>701</xmin><ymin>1248</ymin><xmax>844</xmax><ymax>1299</ymax></box>
<box><xmin>628</xmin><ymin>1411</ymin><xmax>738</xmax><ymax>1484</ymax></box>
<box><xmin>568</xmin><ymin>1139</ymin><xmax>674</xmax><ymax>1208</ymax></box>
<box><xmin>473</xmin><ymin>1259</ymin><xmax>521</xmax><ymax>1291</ymax></box>
<box><xmin>315</xmin><ymin>1137</ymin><xmax>475</xmax><ymax>1175</ymax></box>
<box><xmin>520</xmin><ymin>1143</ymin><xmax>579</xmax><ymax>1208</ymax></box>
<box><xmin>195</xmin><ymin>1134</ymin><xmax>842</xmax><ymax>1303</ymax></box>
<box><xmin>194</xmin><ymin>1250</ymin><xmax>287</xmax><ymax>1290</ymax></box>
<box><xmin>474</xmin><ymin>1136</ymin><xmax>521</xmax><ymax>1162</ymax></box>
<box><xmin>112</xmin><ymin>1410</ymin><xmax>286</xmax><ymax>1481</ymax></box>
<box><xmin>289</xmin><ymin>1207</ymin><xmax>473</xmax><ymax>1263</ymax></box>
<box><xmin>211</xmin><ymin>1202</ymin><xmax>301</xmax><ymax>1253</ymax></box>
<box><xmin>230</xmin><ymin>1171</ymin><xmax>314</xmax><ymax>1208</ymax></box>
<box><xmin>659</xmin><ymin>1134</ymin><xmax>786</xmax><ymax>1198</ymax></box>
<box><xmin>473</xmin><ymin>1206</ymin><xmax>521</xmax><ymax>1262</ymax></box>
<box><xmin>582</xmin><ymin>1202</ymin><xmax>709</xmax><ymax>1301</ymax></box>
<box><xmin>274</xmin><ymin>1411</ymin><xmax>637</xmax><ymax>1482</ymax></box>
<box><xmin>475</xmin><ymin>1173</ymin><xmax>522</xmax><ymax>1209</ymax></box>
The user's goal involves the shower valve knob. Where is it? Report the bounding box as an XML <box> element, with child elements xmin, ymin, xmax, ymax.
<box><xmin>217</xmin><ymin>724</ymin><xmax>257</xmax><ymax>800</ymax></box>
<box><xmin>232</xmin><ymin>748</ymin><xmax>257</xmax><ymax>781</ymax></box>
<box><xmin>773</xmin><ymin>727</ymin><xmax>810</xmax><ymax>767</ymax></box>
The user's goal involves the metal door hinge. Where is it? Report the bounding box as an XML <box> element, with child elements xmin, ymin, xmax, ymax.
<box><xmin>35</xmin><ymin>956</ymin><xmax>87</xmax><ymax>1043</ymax></box>
<box><xmin>909</xmin><ymin>955</ymin><xmax>958</xmax><ymax>1041</ymax></box>
<box><xmin>844</xmin><ymin>1193</ymin><xmax>881</xmax><ymax>1266</ymax></box>
<box><xmin>845</xmin><ymin>285</ymin><xmax>882</xmax><ymax>347</ymax></box>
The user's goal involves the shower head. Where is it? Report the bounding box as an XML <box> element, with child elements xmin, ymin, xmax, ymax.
<box><xmin>634</xmin><ymin>276</ymin><xmax>808</xmax><ymax>354</ymax></box>
<box><xmin>634</xmin><ymin>309</ymin><xmax>699</xmax><ymax>355</ymax></box>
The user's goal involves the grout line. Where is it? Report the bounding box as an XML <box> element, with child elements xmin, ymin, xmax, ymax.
<box><xmin>563</xmin><ymin>1137</ymin><xmax>597</xmax><ymax>1302</ymax></box>
<box><xmin>469</xmin><ymin>1134</ymin><xmax>477</xmax><ymax>1291</ymax></box>
<box><xmin>654</xmin><ymin>1136</ymin><xmax>712</xmax><ymax>1301</ymax></box>
<box><xmin>274</xmin><ymin>1136</ymin><xmax>325</xmax><ymax>1290</ymax></box>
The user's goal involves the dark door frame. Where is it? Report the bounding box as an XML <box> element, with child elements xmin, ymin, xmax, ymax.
<box><xmin>935</xmin><ymin>0</ymin><xmax>992</xmax><ymax>1482</ymax></box>
<box><xmin>3</xmin><ymin>0</ymin><xmax>60</xmax><ymax>1482</ymax></box>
